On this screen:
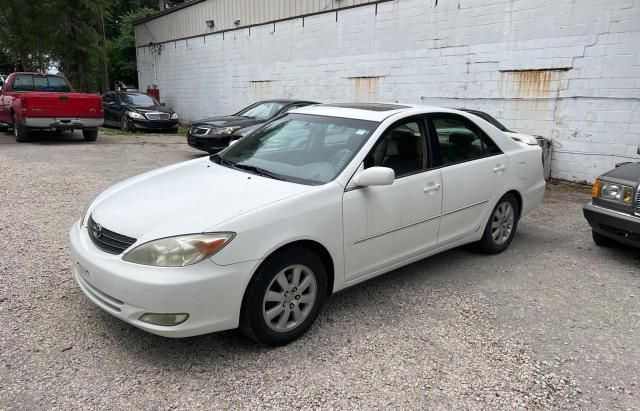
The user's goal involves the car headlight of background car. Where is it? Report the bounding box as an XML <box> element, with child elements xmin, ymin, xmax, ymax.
<box><xmin>214</xmin><ymin>126</ymin><xmax>241</xmax><ymax>135</ymax></box>
<box><xmin>592</xmin><ymin>179</ymin><xmax>634</xmax><ymax>204</ymax></box>
<box><xmin>171</xmin><ymin>112</ymin><xmax>179</xmax><ymax>119</ymax></box>
<box><xmin>127</xmin><ymin>111</ymin><xmax>145</xmax><ymax>120</ymax></box>
<box><xmin>122</xmin><ymin>233</ymin><xmax>235</xmax><ymax>267</ymax></box>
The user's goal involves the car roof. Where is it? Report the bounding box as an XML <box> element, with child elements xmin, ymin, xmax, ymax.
<box><xmin>292</xmin><ymin>103</ymin><xmax>467</xmax><ymax>122</ymax></box>
<box><xmin>256</xmin><ymin>99</ymin><xmax>319</xmax><ymax>104</ymax></box>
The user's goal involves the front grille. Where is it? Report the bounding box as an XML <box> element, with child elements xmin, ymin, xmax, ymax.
<box><xmin>88</xmin><ymin>215</ymin><xmax>137</xmax><ymax>255</ymax></box>
<box><xmin>145</xmin><ymin>112</ymin><xmax>170</xmax><ymax>120</ymax></box>
<box><xmin>636</xmin><ymin>189</ymin><xmax>640</xmax><ymax>216</ymax></box>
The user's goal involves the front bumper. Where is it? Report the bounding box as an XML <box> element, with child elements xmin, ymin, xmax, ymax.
<box><xmin>25</xmin><ymin>117</ymin><xmax>103</xmax><ymax>129</ymax></box>
<box><xmin>187</xmin><ymin>132</ymin><xmax>233</xmax><ymax>153</ymax></box>
<box><xmin>128</xmin><ymin>118</ymin><xmax>179</xmax><ymax>131</ymax></box>
<box><xmin>583</xmin><ymin>202</ymin><xmax>640</xmax><ymax>247</ymax></box>
<box><xmin>69</xmin><ymin>221</ymin><xmax>261</xmax><ymax>337</ymax></box>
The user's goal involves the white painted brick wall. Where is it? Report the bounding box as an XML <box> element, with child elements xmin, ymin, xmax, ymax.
<box><xmin>137</xmin><ymin>0</ymin><xmax>640</xmax><ymax>183</ymax></box>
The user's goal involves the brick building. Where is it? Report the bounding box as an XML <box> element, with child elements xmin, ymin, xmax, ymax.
<box><xmin>134</xmin><ymin>0</ymin><xmax>640</xmax><ymax>182</ymax></box>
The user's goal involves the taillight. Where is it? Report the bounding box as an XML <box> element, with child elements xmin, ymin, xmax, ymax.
<box><xmin>19</xmin><ymin>96</ymin><xmax>28</xmax><ymax>112</ymax></box>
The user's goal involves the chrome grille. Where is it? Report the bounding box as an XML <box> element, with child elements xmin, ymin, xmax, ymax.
<box><xmin>145</xmin><ymin>112</ymin><xmax>170</xmax><ymax>120</ymax></box>
<box><xmin>636</xmin><ymin>188</ymin><xmax>640</xmax><ymax>216</ymax></box>
<box><xmin>88</xmin><ymin>215</ymin><xmax>137</xmax><ymax>255</ymax></box>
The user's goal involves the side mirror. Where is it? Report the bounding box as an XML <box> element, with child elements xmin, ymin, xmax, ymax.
<box><xmin>161</xmin><ymin>102</ymin><xmax>166</xmax><ymax>106</ymax></box>
<box><xmin>353</xmin><ymin>167</ymin><xmax>395</xmax><ymax>187</ymax></box>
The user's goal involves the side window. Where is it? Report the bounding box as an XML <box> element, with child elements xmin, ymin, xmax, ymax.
<box><xmin>365</xmin><ymin>120</ymin><xmax>426</xmax><ymax>178</ymax></box>
<box><xmin>432</xmin><ymin>114</ymin><xmax>501</xmax><ymax>166</ymax></box>
<box><xmin>103</xmin><ymin>93</ymin><xmax>115</xmax><ymax>105</ymax></box>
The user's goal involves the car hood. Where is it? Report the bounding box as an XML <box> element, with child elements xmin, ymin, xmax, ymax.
<box><xmin>127</xmin><ymin>105</ymin><xmax>174</xmax><ymax>114</ymax></box>
<box><xmin>602</xmin><ymin>162</ymin><xmax>640</xmax><ymax>185</ymax></box>
<box><xmin>193</xmin><ymin>115</ymin><xmax>264</xmax><ymax>129</ymax></box>
<box><xmin>90</xmin><ymin>158</ymin><xmax>312</xmax><ymax>241</ymax></box>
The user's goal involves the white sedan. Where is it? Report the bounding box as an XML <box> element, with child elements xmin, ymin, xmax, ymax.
<box><xmin>70</xmin><ymin>103</ymin><xmax>545</xmax><ymax>346</ymax></box>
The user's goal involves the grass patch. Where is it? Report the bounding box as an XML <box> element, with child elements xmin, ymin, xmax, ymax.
<box><xmin>100</xmin><ymin>126</ymin><xmax>189</xmax><ymax>136</ymax></box>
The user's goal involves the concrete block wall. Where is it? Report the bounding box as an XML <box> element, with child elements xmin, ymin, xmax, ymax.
<box><xmin>137</xmin><ymin>0</ymin><xmax>640</xmax><ymax>183</ymax></box>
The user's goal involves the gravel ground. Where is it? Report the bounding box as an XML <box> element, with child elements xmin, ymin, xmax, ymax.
<box><xmin>0</xmin><ymin>130</ymin><xmax>639</xmax><ymax>409</ymax></box>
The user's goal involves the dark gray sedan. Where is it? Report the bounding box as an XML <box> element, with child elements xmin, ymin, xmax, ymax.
<box><xmin>584</xmin><ymin>150</ymin><xmax>640</xmax><ymax>248</ymax></box>
<box><xmin>187</xmin><ymin>99</ymin><xmax>318</xmax><ymax>153</ymax></box>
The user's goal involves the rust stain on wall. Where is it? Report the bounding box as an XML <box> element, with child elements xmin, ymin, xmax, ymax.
<box><xmin>250</xmin><ymin>80</ymin><xmax>272</xmax><ymax>99</ymax></box>
<box><xmin>350</xmin><ymin>76</ymin><xmax>380</xmax><ymax>102</ymax></box>
<box><xmin>499</xmin><ymin>69</ymin><xmax>564</xmax><ymax>99</ymax></box>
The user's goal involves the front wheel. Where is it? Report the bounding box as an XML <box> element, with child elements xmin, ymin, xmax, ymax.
<box><xmin>13</xmin><ymin>114</ymin><xmax>29</xmax><ymax>142</ymax></box>
<box><xmin>83</xmin><ymin>129</ymin><xmax>98</xmax><ymax>141</ymax></box>
<box><xmin>240</xmin><ymin>247</ymin><xmax>327</xmax><ymax>346</ymax></box>
<box><xmin>477</xmin><ymin>193</ymin><xmax>520</xmax><ymax>254</ymax></box>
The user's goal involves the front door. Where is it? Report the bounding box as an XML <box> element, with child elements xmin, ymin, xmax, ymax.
<box><xmin>429</xmin><ymin>113</ymin><xmax>508</xmax><ymax>245</ymax></box>
<box><xmin>343</xmin><ymin>117</ymin><xmax>443</xmax><ymax>282</ymax></box>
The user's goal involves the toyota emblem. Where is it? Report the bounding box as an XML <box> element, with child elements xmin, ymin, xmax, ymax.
<box><xmin>92</xmin><ymin>222</ymin><xmax>102</xmax><ymax>239</ymax></box>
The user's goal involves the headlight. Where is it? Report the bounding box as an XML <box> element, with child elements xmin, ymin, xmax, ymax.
<box><xmin>122</xmin><ymin>233</ymin><xmax>235</xmax><ymax>267</ymax></box>
<box><xmin>596</xmin><ymin>180</ymin><xmax>634</xmax><ymax>204</ymax></box>
<box><xmin>171</xmin><ymin>112</ymin><xmax>178</xmax><ymax>119</ymax></box>
<box><xmin>127</xmin><ymin>111</ymin><xmax>144</xmax><ymax>119</ymax></box>
<box><xmin>214</xmin><ymin>126</ymin><xmax>241</xmax><ymax>135</ymax></box>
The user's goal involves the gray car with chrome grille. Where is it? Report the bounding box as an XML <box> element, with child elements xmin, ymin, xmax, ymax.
<box><xmin>584</xmin><ymin>153</ymin><xmax>640</xmax><ymax>248</ymax></box>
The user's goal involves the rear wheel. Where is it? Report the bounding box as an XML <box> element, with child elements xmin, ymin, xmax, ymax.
<box><xmin>240</xmin><ymin>247</ymin><xmax>327</xmax><ymax>346</ymax></box>
<box><xmin>83</xmin><ymin>129</ymin><xmax>98</xmax><ymax>141</ymax></box>
<box><xmin>13</xmin><ymin>114</ymin><xmax>29</xmax><ymax>142</ymax></box>
<box><xmin>592</xmin><ymin>231</ymin><xmax>618</xmax><ymax>247</ymax></box>
<box><xmin>477</xmin><ymin>193</ymin><xmax>520</xmax><ymax>254</ymax></box>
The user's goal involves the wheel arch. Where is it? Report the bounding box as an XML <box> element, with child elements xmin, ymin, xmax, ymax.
<box><xmin>503</xmin><ymin>189</ymin><xmax>523</xmax><ymax>219</ymax></box>
<box><xmin>242</xmin><ymin>239</ymin><xmax>336</xmax><ymax>302</ymax></box>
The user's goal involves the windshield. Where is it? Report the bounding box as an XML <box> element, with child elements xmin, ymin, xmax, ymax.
<box><xmin>217</xmin><ymin>114</ymin><xmax>378</xmax><ymax>185</ymax></box>
<box><xmin>119</xmin><ymin>93</ymin><xmax>158</xmax><ymax>107</ymax></box>
<box><xmin>12</xmin><ymin>74</ymin><xmax>71</xmax><ymax>92</ymax></box>
<box><xmin>236</xmin><ymin>101</ymin><xmax>287</xmax><ymax>120</ymax></box>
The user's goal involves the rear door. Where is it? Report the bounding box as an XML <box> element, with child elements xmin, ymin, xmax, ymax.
<box><xmin>102</xmin><ymin>92</ymin><xmax>119</xmax><ymax>125</ymax></box>
<box><xmin>428</xmin><ymin>113</ymin><xmax>508</xmax><ymax>245</ymax></box>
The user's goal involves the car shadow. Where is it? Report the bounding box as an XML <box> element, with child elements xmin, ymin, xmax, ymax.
<box><xmin>92</xmin><ymin>246</ymin><xmax>472</xmax><ymax>366</ymax></box>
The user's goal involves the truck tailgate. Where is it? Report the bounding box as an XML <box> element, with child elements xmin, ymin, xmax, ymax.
<box><xmin>24</xmin><ymin>92</ymin><xmax>102</xmax><ymax>118</ymax></box>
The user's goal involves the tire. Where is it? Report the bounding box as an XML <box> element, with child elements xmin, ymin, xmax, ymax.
<box><xmin>592</xmin><ymin>231</ymin><xmax>618</xmax><ymax>247</ymax></box>
<box><xmin>13</xmin><ymin>114</ymin><xmax>29</xmax><ymax>142</ymax></box>
<box><xmin>240</xmin><ymin>246</ymin><xmax>327</xmax><ymax>346</ymax></box>
<box><xmin>120</xmin><ymin>115</ymin><xmax>130</xmax><ymax>132</ymax></box>
<box><xmin>83</xmin><ymin>129</ymin><xmax>98</xmax><ymax>141</ymax></box>
<box><xmin>477</xmin><ymin>193</ymin><xmax>520</xmax><ymax>254</ymax></box>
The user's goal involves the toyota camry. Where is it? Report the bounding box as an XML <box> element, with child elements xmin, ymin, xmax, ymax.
<box><xmin>70</xmin><ymin>103</ymin><xmax>545</xmax><ymax>346</ymax></box>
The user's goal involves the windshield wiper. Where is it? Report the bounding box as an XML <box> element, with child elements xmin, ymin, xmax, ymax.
<box><xmin>232</xmin><ymin>163</ymin><xmax>287</xmax><ymax>181</ymax></box>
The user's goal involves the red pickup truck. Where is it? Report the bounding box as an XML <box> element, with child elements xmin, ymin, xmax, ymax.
<box><xmin>0</xmin><ymin>72</ymin><xmax>103</xmax><ymax>142</ymax></box>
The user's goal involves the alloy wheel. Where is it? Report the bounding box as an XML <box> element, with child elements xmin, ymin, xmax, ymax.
<box><xmin>491</xmin><ymin>201</ymin><xmax>515</xmax><ymax>246</ymax></box>
<box><xmin>262</xmin><ymin>264</ymin><xmax>317</xmax><ymax>332</ymax></box>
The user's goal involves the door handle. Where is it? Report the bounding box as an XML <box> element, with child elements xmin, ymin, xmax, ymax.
<box><xmin>493</xmin><ymin>164</ymin><xmax>506</xmax><ymax>173</ymax></box>
<box><xmin>423</xmin><ymin>183</ymin><xmax>441</xmax><ymax>194</ymax></box>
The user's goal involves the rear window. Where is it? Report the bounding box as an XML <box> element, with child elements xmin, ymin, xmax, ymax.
<box><xmin>11</xmin><ymin>75</ymin><xmax>71</xmax><ymax>92</ymax></box>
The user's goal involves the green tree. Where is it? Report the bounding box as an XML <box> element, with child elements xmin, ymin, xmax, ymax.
<box><xmin>0</xmin><ymin>0</ymin><xmax>56</xmax><ymax>71</ymax></box>
<box><xmin>107</xmin><ymin>8</ymin><xmax>156</xmax><ymax>88</ymax></box>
